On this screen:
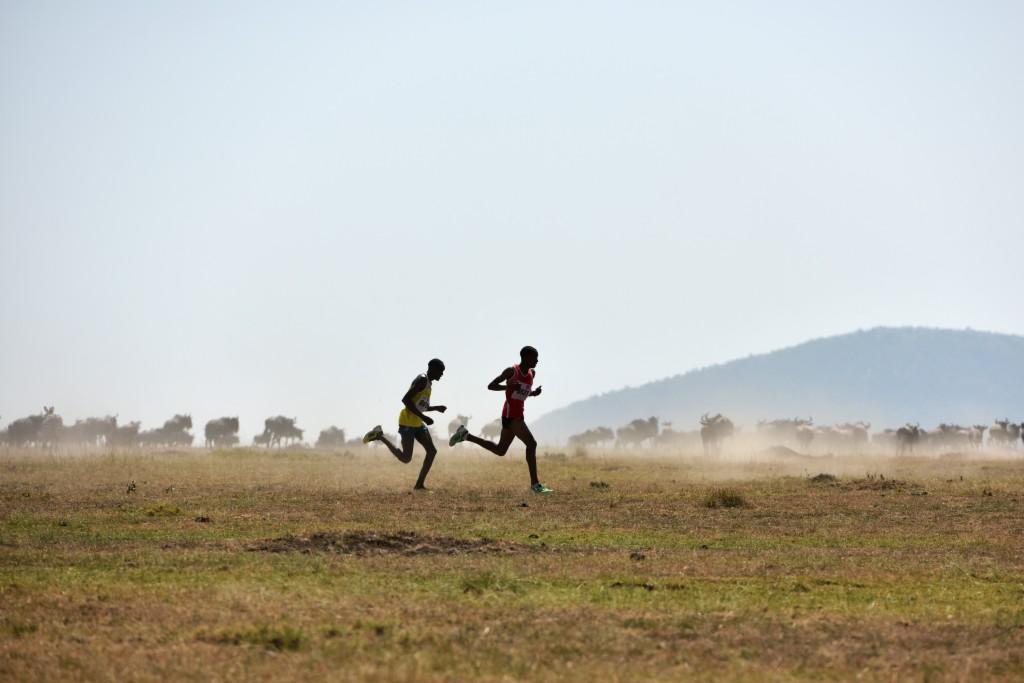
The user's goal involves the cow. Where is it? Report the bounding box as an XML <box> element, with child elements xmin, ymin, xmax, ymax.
<box><xmin>757</xmin><ymin>418</ymin><xmax>813</xmax><ymax>447</ymax></box>
<box><xmin>480</xmin><ymin>419</ymin><xmax>502</xmax><ymax>440</ymax></box>
<box><xmin>968</xmin><ymin>425</ymin><xmax>987</xmax><ymax>450</ymax></box>
<box><xmin>139</xmin><ymin>426</ymin><xmax>193</xmax><ymax>447</ymax></box>
<box><xmin>989</xmin><ymin>419</ymin><xmax>1021</xmax><ymax>448</ymax></box>
<box><xmin>812</xmin><ymin>422</ymin><xmax>870</xmax><ymax>453</ymax></box>
<box><xmin>873</xmin><ymin>428</ymin><xmax>899</xmax><ymax>451</ymax></box>
<box><xmin>110</xmin><ymin>421</ymin><xmax>141</xmax><ymax>448</ymax></box>
<box><xmin>38</xmin><ymin>411</ymin><xmax>64</xmax><ymax>449</ymax></box>
<box><xmin>261</xmin><ymin>416</ymin><xmax>303</xmax><ymax>447</ymax></box>
<box><xmin>138</xmin><ymin>414</ymin><xmax>194</xmax><ymax>448</ymax></box>
<box><xmin>795</xmin><ymin>425</ymin><xmax>815</xmax><ymax>451</ymax></box>
<box><xmin>569</xmin><ymin>426</ymin><xmax>615</xmax><ymax>448</ymax></box>
<box><xmin>66</xmin><ymin>416</ymin><xmax>118</xmax><ymax>447</ymax></box>
<box><xmin>163</xmin><ymin>414</ymin><xmax>193</xmax><ymax>432</ymax></box>
<box><xmin>699</xmin><ymin>413</ymin><xmax>734</xmax><ymax>456</ymax></box>
<box><xmin>316</xmin><ymin>426</ymin><xmax>347</xmax><ymax>449</ymax></box>
<box><xmin>653</xmin><ymin>426</ymin><xmax>701</xmax><ymax>449</ymax></box>
<box><xmin>932</xmin><ymin>423</ymin><xmax>971</xmax><ymax>451</ymax></box>
<box><xmin>896</xmin><ymin>423</ymin><xmax>922</xmax><ymax>455</ymax></box>
<box><xmin>6</xmin><ymin>406</ymin><xmax>54</xmax><ymax>447</ymax></box>
<box><xmin>841</xmin><ymin>422</ymin><xmax>871</xmax><ymax>449</ymax></box>
<box><xmin>616</xmin><ymin>417</ymin><xmax>659</xmax><ymax>448</ymax></box>
<box><xmin>205</xmin><ymin>417</ymin><xmax>240</xmax><ymax>448</ymax></box>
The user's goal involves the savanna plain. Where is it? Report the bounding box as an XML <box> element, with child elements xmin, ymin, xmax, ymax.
<box><xmin>1</xmin><ymin>445</ymin><xmax>1023</xmax><ymax>682</ymax></box>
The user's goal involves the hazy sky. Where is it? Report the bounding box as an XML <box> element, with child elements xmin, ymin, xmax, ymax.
<box><xmin>2</xmin><ymin>1</ymin><xmax>1022</xmax><ymax>441</ymax></box>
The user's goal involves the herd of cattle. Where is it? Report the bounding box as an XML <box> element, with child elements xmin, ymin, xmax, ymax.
<box><xmin>567</xmin><ymin>414</ymin><xmax>1024</xmax><ymax>455</ymax></box>
<box><xmin>1</xmin><ymin>407</ymin><xmax>1022</xmax><ymax>455</ymax></box>
<box><xmin>0</xmin><ymin>408</ymin><xmax>497</xmax><ymax>451</ymax></box>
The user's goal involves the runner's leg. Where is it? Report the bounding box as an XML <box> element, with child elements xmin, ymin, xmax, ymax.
<box><xmin>379</xmin><ymin>432</ymin><xmax>415</xmax><ymax>464</ymax></box>
<box><xmin>508</xmin><ymin>420</ymin><xmax>540</xmax><ymax>486</ymax></box>
<box><xmin>413</xmin><ymin>429</ymin><xmax>437</xmax><ymax>489</ymax></box>
<box><xmin>465</xmin><ymin>428</ymin><xmax>515</xmax><ymax>456</ymax></box>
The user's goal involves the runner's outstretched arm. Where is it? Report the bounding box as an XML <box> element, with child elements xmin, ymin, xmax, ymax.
<box><xmin>488</xmin><ymin>368</ymin><xmax>515</xmax><ymax>392</ymax></box>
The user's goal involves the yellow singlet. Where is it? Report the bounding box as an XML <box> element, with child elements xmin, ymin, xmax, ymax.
<box><xmin>398</xmin><ymin>375</ymin><xmax>432</xmax><ymax>428</ymax></box>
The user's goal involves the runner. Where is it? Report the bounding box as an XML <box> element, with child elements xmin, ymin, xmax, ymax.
<box><xmin>362</xmin><ymin>358</ymin><xmax>447</xmax><ymax>490</ymax></box>
<box><xmin>449</xmin><ymin>346</ymin><xmax>552</xmax><ymax>493</ymax></box>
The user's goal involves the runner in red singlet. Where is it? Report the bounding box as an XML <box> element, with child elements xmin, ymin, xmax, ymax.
<box><xmin>449</xmin><ymin>346</ymin><xmax>552</xmax><ymax>494</ymax></box>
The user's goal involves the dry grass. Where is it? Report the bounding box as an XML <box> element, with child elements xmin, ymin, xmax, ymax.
<box><xmin>1</xmin><ymin>445</ymin><xmax>1023</xmax><ymax>681</ymax></box>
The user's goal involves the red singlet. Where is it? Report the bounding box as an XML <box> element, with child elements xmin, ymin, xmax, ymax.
<box><xmin>502</xmin><ymin>364</ymin><xmax>534</xmax><ymax>419</ymax></box>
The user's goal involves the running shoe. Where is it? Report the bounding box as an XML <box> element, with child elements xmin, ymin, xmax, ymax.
<box><xmin>362</xmin><ymin>425</ymin><xmax>383</xmax><ymax>444</ymax></box>
<box><xmin>531</xmin><ymin>483</ymin><xmax>553</xmax><ymax>494</ymax></box>
<box><xmin>449</xmin><ymin>425</ymin><xmax>469</xmax><ymax>447</ymax></box>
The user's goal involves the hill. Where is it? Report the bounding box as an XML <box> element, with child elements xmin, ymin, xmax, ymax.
<box><xmin>533</xmin><ymin>327</ymin><xmax>1024</xmax><ymax>442</ymax></box>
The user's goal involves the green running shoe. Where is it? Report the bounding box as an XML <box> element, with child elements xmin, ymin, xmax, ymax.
<box><xmin>531</xmin><ymin>483</ymin><xmax>553</xmax><ymax>494</ymax></box>
<box><xmin>449</xmin><ymin>425</ymin><xmax>469</xmax><ymax>447</ymax></box>
<box><xmin>362</xmin><ymin>425</ymin><xmax>383</xmax><ymax>444</ymax></box>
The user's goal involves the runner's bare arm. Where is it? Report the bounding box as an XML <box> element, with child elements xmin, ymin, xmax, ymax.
<box><xmin>487</xmin><ymin>368</ymin><xmax>515</xmax><ymax>392</ymax></box>
<box><xmin>402</xmin><ymin>376</ymin><xmax>433</xmax><ymax>424</ymax></box>
<box><xmin>530</xmin><ymin>386</ymin><xmax>543</xmax><ymax>397</ymax></box>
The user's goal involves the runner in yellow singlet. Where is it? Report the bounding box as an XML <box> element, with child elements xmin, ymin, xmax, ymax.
<box><xmin>362</xmin><ymin>359</ymin><xmax>446</xmax><ymax>490</ymax></box>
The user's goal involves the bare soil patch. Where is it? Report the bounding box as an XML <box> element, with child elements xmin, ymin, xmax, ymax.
<box><xmin>246</xmin><ymin>529</ymin><xmax>530</xmax><ymax>556</ymax></box>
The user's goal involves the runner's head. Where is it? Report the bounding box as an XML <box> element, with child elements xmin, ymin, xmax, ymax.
<box><xmin>427</xmin><ymin>358</ymin><xmax>445</xmax><ymax>381</ymax></box>
<box><xmin>519</xmin><ymin>346</ymin><xmax>539</xmax><ymax>370</ymax></box>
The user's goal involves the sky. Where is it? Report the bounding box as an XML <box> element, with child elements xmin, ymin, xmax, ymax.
<box><xmin>2</xmin><ymin>1</ymin><xmax>1023</xmax><ymax>441</ymax></box>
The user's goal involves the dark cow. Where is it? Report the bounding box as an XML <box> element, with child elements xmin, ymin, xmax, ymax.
<box><xmin>110</xmin><ymin>421</ymin><xmax>141</xmax><ymax>448</ymax></box>
<box><xmin>261</xmin><ymin>416</ymin><xmax>303</xmax><ymax>447</ymax></box>
<box><xmin>66</xmin><ymin>416</ymin><xmax>118</xmax><ymax>446</ymax></box>
<box><xmin>989</xmin><ymin>419</ymin><xmax>1021</xmax><ymax>449</ymax></box>
<box><xmin>38</xmin><ymin>412</ymin><xmax>64</xmax><ymax>449</ymax></box>
<box><xmin>653</xmin><ymin>425</ymin><xmax>701</xmax><ymax>449</ymax></box>
<box><xmin>896</xmin><ymin>423</ymin><xmax>922</xmax><ymax>455</ymax></box>
<box><xmin>316</xmin><ymin>426</ymin><xmax>347</xmax><ymax>449</ymax></box>
<box><xmin>139</xmin><ymin>414</ymin><xmax>194</xmax><ymax>447</ymax></box>
<box><xmin>205</xmin><ymin>417</ymin><xmax>240</xmax><ymax>448</ymax></box>
<box><xmin>6</xmin><ymin>406</ymin><xmax>55</xmax><ymax>447</ymax></box>
<box><xmin>569</xmin><ymin>426</ymin><xmax>615</xmax><ymax>448</ymax></box>
<box><xmin>163</xmin><ymin>414</ymin><xmax>193</xmax><ymax>432</ymax></box>
<box><xmin>699</xmin><ymin>413</ymin><xmax>734</xmax><ymax>456</ymax></box>
<box><xmin>616</xmin><ymin>417</ymin><xmax>659</xmax><ymax>448</ymax></box>
<box><xmin>139</xmin><ymin>427</ymin><xmax>193</xmax><ymax>447</ymax></box>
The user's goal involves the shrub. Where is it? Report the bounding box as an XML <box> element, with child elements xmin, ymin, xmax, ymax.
<box><xmin>202</xmin><ymin>625</ymin><xmax>305</xmax><ymax>651</ymax></box>
<box><xmin>144</xmin><ymin>503</ymin><xmax>181</xmax><ymax>517</ymax></box>
<box><xmin>703</xmin><ymin>488</ymin><xmax>748</xmax><ymax>509</ymax></box>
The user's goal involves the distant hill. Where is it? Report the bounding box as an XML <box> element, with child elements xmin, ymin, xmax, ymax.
<box><xmin>533</xmin><ymin>327</ymin><xmax>1024</xmax><ymax>442</ymax></box>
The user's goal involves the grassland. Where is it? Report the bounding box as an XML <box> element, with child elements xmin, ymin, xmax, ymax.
<box><xmin>1</xmin><ymin>446</ymin><xmax>1023</xmax><ymax>682</ymax></box>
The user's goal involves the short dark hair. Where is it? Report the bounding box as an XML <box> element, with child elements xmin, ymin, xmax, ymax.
<box><xmin>519</xmin><ymin>346</ymin><xmax>537</xmax><ymax>358</ymax></box>
<box><xmin>428</xmin><ymin>358</ymin><xmax>445</xmax><ymax>368</ymax></box>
